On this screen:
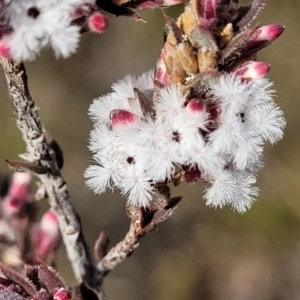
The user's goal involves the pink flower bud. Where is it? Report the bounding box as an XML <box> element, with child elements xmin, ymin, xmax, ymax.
<box><xmin>234</xmin><ymin>61</ymin><xmax>271</xmax><ymax>81</ymax></box>
<box><xmin>241</xmin><ymin>25</ymin><xmax>285</xmax><ymax>57</ymax></box>
<box><xmin>32</xmin><ymin>210</ymin><xmax>59</xmax><ymax>259</ymax></box>
<box><xmin>3</xmin><ymin>172</ymin><xmax>32</xmax><ymax>216</ymax></box>
<box><xmin>154</xmin><ymin>53</ymin><xmax>169</xmax><ymax>86</ymax></box>
<box><xmin>40</xmin><ymin>210</ymin><xmax>59</xmax><ymax>233</ymax></box>
<box><xmin>0</xmin><ymin>42</ymin><xmax>11</xmax><ymax>59</ymax></box>
<box><xmin>88</xmin><ymin>12</ymin><xmax>108</xmax><ymax>33</ymax></box>
<box><xmin>53</xmin><ymin>288</ymin><xmax>71</xmax><ymax>300</ymax></box>
<box><xmin>110</xmin><ymin>110</ymin><xmax>137</xmax><ymax>128</ymax></box>
<box><xmin>186</xmin><ymin>98</ymin><xmax>206</xmax><ymax>115</ymax></box>
<box><xmin>252</xmin><ymin>24</ymin><xmax>285</xmax><ymax>42</ymax></box>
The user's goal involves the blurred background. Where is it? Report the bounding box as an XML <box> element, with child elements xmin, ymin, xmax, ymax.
<box><xmin>0</xmin><ymin>1</ymin><xmax>300</xmax><ymax>299</ymax></box>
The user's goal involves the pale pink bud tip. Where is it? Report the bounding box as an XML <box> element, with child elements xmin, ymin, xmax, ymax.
<box><xmin>186</xmin><ymin>98</ymin><xmax>206</xmax><ymax>115</ymax></box>
<box><xmin>154</xmin><ymin>53</ymin><xmax>169</xmax><ymax>86</ymax></box>
<box><xmin>53</xmin><ymin>288</ymin><xmax>71</xmax><ymax>300</ymax></box>
<box><xmin>0</xmin><ymin>43</ymin><xmax>11</xmax><ymax>59</ymax></box>
<box><xmin>88</xmin><ymin>13</ymin><xmax>108</xmax><ymax>33</ymax></box>
<box><xmin>110</xmin><ymin>110</ymin><xmax>137</xmax><ymax>127</ymax></box>
<box><xmin>254</xmin><ymin>24</ymin><xmax>285</xmax><ymax>41</ymax></box>
<box><xmin>12</xmin><ymin>172</ymin><xmax>31</xmax><ymax>185</ymax></box>
<box><xmin>3</xmin><ymin>172</ymin><xmax>32</xmax><ymax>215</ymax></box>
<box><xmin>32</xmin><ymin>210</ymin><xmax>59</xmax><ymax>259</ymax></box>
<box><xmin>234</xmin><ymin>61</ymin><xmax>271</xmax><ymax>81</ymax></box>
<box><xmin>41</xmin><ymin>210</ymin><xmax>59</xmax><ymax>232</ymax></box>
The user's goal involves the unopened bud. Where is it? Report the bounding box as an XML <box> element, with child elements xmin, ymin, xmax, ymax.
<box><xmin>197</xmin><ymin>48</ymin><xmax>216</xmax><ymax>73</ymax></box>
<box><xmin>252</xmin><ymin>24</ymin><xmax>285</xmax><ymax>42</ymax></box>
<box><xmin>32</xmin><ymin>210</ymin><xmax>59</xmax><ymax>259</ymax></box>
<box><xmin>154</xmin><ymin>53</ymin><xmax>170</xmax><ymax>86</ymax></box>
<box><xmin>234</xmin><ymin>61</ymin><xmax>271</xmax><ymax>81</ymax></box>
<box><xmin>162</xmin><ymin>41</ymin><xmax>186</xmax><ymax>83</ymax></box>
<box><xmin>88</xmin><ymin>12</ymin><xmax>108</xmax><ymax>33</ymax></box>
<box><xmin>53</xmin><ymin>288</ymin><xmax>71</xmax><ymax>300</ymax></box>
<box><xmin>40</xmin><ymin>210</ymin><xmax>59</xmax><ymax>233</ymax></box>
<box><xmin>180</xmin><ymin>7</ymin><xmax>197</xmax><ymax>37</ymax></box>
<box><xmin>0</xmin><ymin>42</ymin><xmax>11</xmax><ymax>59</ymax></box>
<box><xmin>110</xmin><ymin>110</ymin><xmax>137</xmax><ymax>128</ymax></box>
<box><xmin>186</xmin><ymin>98</ymin><xmax>206</xmax><ymax>115</ymax></box>
<box><xmin>176</xmin><ymin>42</ymin><xmax>198</xmax><ymax>74</ymax></box>
<box><xmin>241</xmin><ymin>25</ymin><xmax>285</xmax><ymax>57</ymax></box>
<box><xmin>3</xmin><ymin>172</ymin><xmax>32</xmax><ymax>215</ymax></box>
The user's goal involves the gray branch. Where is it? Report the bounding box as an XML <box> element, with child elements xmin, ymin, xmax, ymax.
<box><xmin>97</xmin><ymin>223</ymin><xmax>139</xmax><ymax>276</ymax></box>
<box><xmin>0</xmin><ymin>58</ymin><xmax>169</xmax><ymax>300</ymax></box>
<box><xmin>0</xmin><ymin>58</ymin><xmax>105</xmax><ymax>298</ymax></box>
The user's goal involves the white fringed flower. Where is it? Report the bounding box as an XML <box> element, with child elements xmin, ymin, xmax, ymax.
<box><xmin>0</xmin><ymin>0</ymin><xmax>97</xmax><ymax>61</ymax></box>
<box><xmin>85</xmin><ymin>69</ymin><xmax>285</xmax><ymax>211</ymax></box>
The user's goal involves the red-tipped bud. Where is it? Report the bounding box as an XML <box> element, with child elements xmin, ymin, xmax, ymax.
<box><xmin>53</xmin><ymin>288</ymin><xmax>71</xmax><ymax>300</ymax></box>
<box><xmin>154</xmin><ymin>53</ymin><xmax>169</xmax><ymax>86</ymax></box>
<box><xmin>3</xmin><ymin>172</ymin><xmax>32</xmax><ymax>216</ymax></box>
<box><xmin>110</xmin><ymin>110</ymin><xmax>137</xmax><ymax>128</ymax></box>
<box><xmin>186</xmin><ymin>98</ymin><xmax>206</xmax><ymax>115</ymax></box>
<box><xmin>0</xmin><ymin>42</ymin><xmax>11</xmax><ymax>59</ymax></box>
<box><xmin>32</xmin><ymin>210</ymin><xmax>59</xmax><ymax>259</ymax></box>
<box><xmin>88</xmin><ymin>12</ymin><xmax>108</xmax><ymax>33</ymax></box>
<box><xmin>252</xmin><ymin>24</ymin><xmax>285</xmax><ymax>42</ymax></box>
<box><xmin>241</xmin><ymin>25</ymin><xmax>285</xmax><ymax>57</ymax></box>
<box><xmin>234</xmin><ymin>61</ymin><xmax>271</xmax><ymax>81</ymax></box>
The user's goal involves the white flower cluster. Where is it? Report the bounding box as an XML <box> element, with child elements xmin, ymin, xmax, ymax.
<box><xmin>85</xmin><ymin>70</ymin><xmax>285</xmax><ymax>212</ymax></box>
<box><xmin>0</xmin><ymin>0</ymin><xmax>94</xmax><ymax>61</ymax></box>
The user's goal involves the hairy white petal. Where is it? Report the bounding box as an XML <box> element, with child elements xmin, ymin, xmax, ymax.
<box><xmin>89</xmin><ymin>93</ymin><xmax>129</xmax><ymax>125</ymax></box>
<box><xmin>146</xmin><ymin>142</ymin><xmax>181</xmax><ymax>181</ymax></box>
<box><xmin>184</xmin><ymin>141</ymin><xmax>225</xmax><ymax>178</ymax></box>
<box><xmin>89</xmin><ymin>124</ymin><xmax>120</xmax><ymax>156</ymax></box>
<box><xmin>119</xmin><ymin>166</ymin><xmax>153</xmax><ymax>207</ymax></box>
<box><xmin>112</xmin><ymin>70</ymin><xmax>154</xmax><ymax>100</ymax></box>
<box><xmin>211</xmin><ymin>74</ymin><xmax>250</xmax><ymax>111</ymax></box>
<box><xmin>204</xmin><ymin>170</ymin><xmax>259</xmax><ymax>213</ymax></box>
<box><xmin>248</xmin><ymin>102</ymin><xmax>286</xmax><ymax>144</ymax></box>
<box><xmin>155</xmin><ymin>85</ymin><xmax>186</xmax><ymax>128</ymax></box>
<box><xmin>50</xmin><ymin>25</ymin><xmax>80</xmax><ymax>58</ymax></box>
<box><xmin>84</xmin><ymin>165</ymin><xmax>113</xmax><ymax>194</ymax></box>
